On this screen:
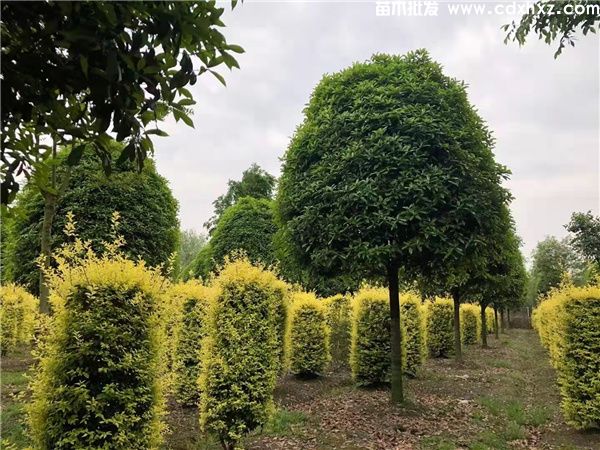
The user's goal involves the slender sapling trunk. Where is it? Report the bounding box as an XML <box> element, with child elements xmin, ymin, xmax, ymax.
<box><xmin>452</xmin><ymin>291</ymin><xmax>462</xmax><ymax>361</ymax></box>
<box><xmin>480</xmin><ymin>303</ymin><xmax>488</xmax><ymax>348</ymax></box>
<box><xmin>493</xmin><ymin>306</ymin><xmax>499</xmax><ymax>339</ymax></box>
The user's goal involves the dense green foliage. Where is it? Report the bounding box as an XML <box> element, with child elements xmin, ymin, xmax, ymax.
<box><xmin>205</xmin><ymin>163</ymin><xmax>277</xmax><ymax>234</ymax></box>
<box><xmin>285</xmin><ymin>292</ymin><xmax>330</xmax><ymax>377</ymax></box>
<box><xmin>460</xmin><ymin>303</ymin><xmax>480</xmax><ymax>345</ymax></box>
<box><xmin>0</xmin><ymin>283</ymin><xmax>38</xmax><ymax>355</ymax></box>
<box><xmin>172</xmin><ymin>282</ymin><xmax>213</xmax><ymax>407</ymax></box>
<box><xmin>5</xmin><ymin>148</ymin><xmax>178</xmax><ymax>295</ymax></box>
<box><xmin>324</xmin><ymin>294</ymin><xmax>352</xmax><ymax>368</ymax></box>
<box><xmin>401</xmin><ymin>293</ymin><xmax>427</xmax><ymax>376</ymax></box>
<box><xmin>528</xmin><ymin>236</ymin><xmax>582</xmax><ymax>303</ymax></box>
<box><xmin>426</xmin><ymin>298</ymin><xmax>454</xmax><ymax>358</ymax></box>
<box><xmin>350</xmin><ymin>287</ymin><xmax>406</xmax><ymax>385</ymax></box>
<box><xmin>1</xmin><ymin>1</ymin><xmax>242</xmax><ymax>204</ymax></box>
<box><xmin>211</xmin><ymin>197</ymin><xmax>278</xmax><ymax>268</ymax></box>
<box><xmin>28</xmin><ymin>249</ymin><xmax>167</xmax><ymax>449</ymax></box>
<box><xmin>566</xmin><ymin>211</ymin><xmax>600</xmax><ymax>266</ymax></box>
<box><xmin>186</xmin><ymin>244</ymin><xmax>215</xmax><ymax>281</ymax></box>
<box><xmin>277</xmin><ymin>49</ymin><xmax>509</xmax><ymax>401</ymax></box>
<box><xmin>504</xmin><ymin>0</ymin><xmax>600</xmax><ymax>57</ymax></box>
<box><xmin>176</xmin><ymin>230</ymin><xmax>207</xmax><ymax>279</ymax></box>
<box><xmin>533</xmin><ymin>283</ymin><xmax>600</xmax><ymax>429</ymax></box>
<box><xmin>199</xmin><ymin>259</ymin><xmax>280</xmax><ymax>449</ymax></box>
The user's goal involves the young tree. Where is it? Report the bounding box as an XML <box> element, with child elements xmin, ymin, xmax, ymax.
<box><xmin>204</xmin><ymin>164</ymin><xmax>276</xmax><ymax>234</ymax></box>
<box><xmin>177</xmin><ymin>229</ymin><xmax>207</xmax><ymax>278</ymax></box>
<box><xmin>1</xmin><ymin>1</ymin><xmax>243</xmax><ymax>204</ymax></box>
<box><xmin>277</xmin><ymin>50</ymin><xmax>509</xmax><ymax>402</ymax></box>
<box><xmin>5</xmin><ymin>143</ymin><xmax>178</xmax><ymax>309</ymax></box>
<box><xmin>504</xmin><ymin>0</ymin><xmax>600</xmax><ymax>58</ymax></box>
<box><xmin>566</xmin><ymin>211</ymin><xmax>600</xmax><ymax>266</ymax></box>
<box><xmin>529</xmin><ymin>236</ymin><xmax>583</xmax><ymax>302</ymax></box>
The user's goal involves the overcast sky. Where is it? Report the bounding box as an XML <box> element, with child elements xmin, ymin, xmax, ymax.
<box><xmin>154</xmin><ymin>1</ymin><xmax>599</xmax><ymax>261</ymax></box>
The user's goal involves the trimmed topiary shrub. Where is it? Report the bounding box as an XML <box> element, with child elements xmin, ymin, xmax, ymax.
<box><xmin>533</xmin><ymin>284</ymin><xmax>600</xmax><ymax>429</ymax></box>
<box><xmin>28</xmin><ymin>235</ymin><xmax>167</xmax><ymax>449</ymax></box>
<box><xmin>323</xmin><ymin>294</ymin><xmax>351</xmax><ymax>369</ymax></box>
<box><xmin>460</xmin><ymin>303</ymin><xmax>480</xmax><ymax>345</ymax></box>
<box><xmin>0</xmin><ymin>283</ymin><xmax>38</xmax><ymax>355</ymax></box>
<box><xmin>171</xmin><ymin>281</ymin><xmax>214</xmax><ymax>407</ymax></box>
<box><xmin>5</xmin><ymin>144</ymin><xmax>178</xmax><ymax>295</ymax></box>
<box><xmin>199</xmin><ymin>259</ymin><xmax>280</xmax><ymax>449</ymax></box>
<box><xmin>351</xmin><ymin>287</ymin><xmax>406</xmax><ymax>386</ymax></box>
<box><xmin>426</xmin><ymin>297</ymin><xmax>454</xmax><ymax>358</ymax></box>
<box><xmin>401</xmin><ymin>292</ymin><xmax>427</xmax><ymax>377</ymax></box>
<box><xmin>285</xmin><ymin>292</ymin><xmax>330</xmax><ymax>377</ymax></box>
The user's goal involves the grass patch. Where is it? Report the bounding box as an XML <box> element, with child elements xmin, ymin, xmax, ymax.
<box><xmin>502</xmin><ymin>421</ymin><xmax>525</xmax><ymax>441</ymax></box>
<box><xmin>264</xmin><ymin>409</ymin><xmax>307</xmax><ymax>436</ymax></box>
<box><xmin>489</xmin><ymin>359</ymin><xmax>511</xmax><ymax>369</ymax></box>
<box><xmin>1</xmin><ymin>370</ymin><xmax>28</xmax><ymax>387</ymax></box>
<box><xmin>0</xmin><ymin>402</ymin><xmax>29</xmax><ymax>448</ymax></box>
<box><xmin>478</xmin><ymin>396</ymin><xmax>503</xmax><ymax>416</ymax></box>
<box><xmin>420</xmin><ymin>435</ymin><xmax>456</xmax><ymax>449</ymax></box>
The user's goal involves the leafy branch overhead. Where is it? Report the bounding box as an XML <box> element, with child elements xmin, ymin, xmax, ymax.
<box><xmin>503</xmin><ymin>0</ymin><xmax>600</xmax><ymax>58</ymax></box>
<box><xmin>1</xmin><ymin>1</ymin><xmax>243</xmax><ymax>204</ymax></box>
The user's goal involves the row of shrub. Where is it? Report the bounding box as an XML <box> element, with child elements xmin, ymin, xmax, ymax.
<box><xmin>17</xmin><ymin>241</ymin><xmax>503</xmax><ymax>449</ymax></box>
<box><xmin>0</xmin><ymin>283</ymin><xmax>38</xmax><ymax>354</ymax></box>
<box><xmin>532</xmin><ymin>283</ymin><xmax>600</xmax><ymax>430</ymax></box>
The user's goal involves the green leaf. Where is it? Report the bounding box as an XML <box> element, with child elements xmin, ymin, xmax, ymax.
<box><xmin>145</xmin><ymin>128</ymin><xmax>169</xmax><ymax>137</ymax></box>
<box><xmin>66</xmin><ymin>144</ymin><xmax>87</xmax><ymax>166</ymax></box>
<box><xmin>209</xmin><ymin>70</ymin><xmax>226</xmax><ymax>86</ymax></box>
<box><xmin>80</xmin><ymin>56</ymin><xmax>89</xmax><ymax>77</ymax></box>
<box><xmin>226</xmin><ymin>44</ymin><xmax>245</xmax><ymax>54</ymax></box>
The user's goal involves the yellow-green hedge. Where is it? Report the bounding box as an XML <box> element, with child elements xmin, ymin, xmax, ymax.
<box><xmin>0</xmin><ymin>283</ymin><xmax>38</xmax><ymax>354</ymax></box>
<box><xmin>171</xmin><ymin>281</ymin><xmax>214</xmax><ymax>407</ymax></box>
<box><xmin>350</xmin><ymin>287</ymin><xmax>406</xmax><ymax>386</ymax></box>
<box><xmin>460</xmin><ymin>303</ymin><xmax>480</xmax><ymax>345</ymax></box>
<box><xmin>426</xmin><ymin>297</ymin><xmax>454</xmax><ymax>358</ymax></box>
<box><xmin>323</xmin><ymin>294</ymin><xmax>351</xmax><ymax>368</ymax></box>
<box><xmin>285</xmin><ymin>292</ymin><xmax>330</xmax><ymax>377</ymax></box>
<box><xmin>199</xmin><ymin>259</ymin><xmax>280</xmax><ymax>448</ymax></box>
<box><xmin>533</xmin><ymin>284</ymin><xmax>600</xmax><ymax>429</ymax></box>
<box><xmin>401</xmin><ymin>292</ymin><xmax>426</xmax><ymax>377</ymax></box>
<box><xmin>28</xmin><ymin>251</ymin><xmax>167</xmax><ymax>449</ymax></box>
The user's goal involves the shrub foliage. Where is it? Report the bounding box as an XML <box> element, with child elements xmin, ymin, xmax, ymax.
<box><xmin>351</xmin><ymin>287</ymin><xmax>406</xmax><ymax>386</ymax></box>
<box><xmin>460</xmin><ymin>303</ymin><xmax>480</xmax><ymax>345</ymax></box>
<box><xmin>0</xmin><ymin>283</ymin><xmax>38</xmax><ymax>354</ymax></box>
<box><xmin>199</xmin><ymin>259</ymin><xmax>280</xmax><ymax>449</ymax></box>
<box><xmin>533</xmin><ymin>283</ymin><xmax>600</xmax><ymax>429</ymax></box>
<box><xmin>285</xmin><ymin>292</ymin><xmax>330</xmax><ymax>377</ymax></box>
<box><xmin>28</xmin><ymin>234</ymin><xmax>167</xmax><ymax>449</ymax></box>
<box><xmin>324</xmin><ymin>294</ymin><xmax>351</xmax><ymax>368</ymax></box>
<box><xmin>171</xmin><ymin>281</ymin><xmax>213</xmax><ymax>407</ymax></box>
<box><xmin>401</xmin><ymin>293</ymin><xmax>427</xmax><ymax>377</ymax></box>
<box><xmin>426</xmin><ymin>298</ymin><xmax>454</xmax><ymax>358</ymax></box>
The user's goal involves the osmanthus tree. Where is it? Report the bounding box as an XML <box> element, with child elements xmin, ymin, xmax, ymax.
<box><xmin>473</xmin><ymin>221</ymin><xmax>527</xmax><ymax>348</ymax></box>
<box><xmin>204</xmin><ymin>163</ymin><xmax>277</xmax><ymax>234</ymax></box>
<box><xmin>188</xmin><ymin>197</ymin><xmax>278</xmax><ymax>279</ymax></box>
<box><xmin>1</xmin><ymin>1</ymin><xmax>243</xmax><ymax>204</ymax></box>
<box><xmin>277</xmin><ymin>50</ymin><xmax>509</xmax><ymax>403</ymax></box>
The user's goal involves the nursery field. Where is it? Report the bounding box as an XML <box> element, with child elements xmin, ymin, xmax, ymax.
<box><xmin>3</xmin><ymin>330</ymin><xmax>598</xmax><ymax>450</ymax></box>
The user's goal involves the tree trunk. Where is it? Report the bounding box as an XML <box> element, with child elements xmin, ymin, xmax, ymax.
<box><xmin>387</xmin><ymin>264</ymin><xmax>403</xmax><ymax>404</ymax></box>
<box><xmin>507</xmin><ymin>309</ymin><xmax>511</xmax><ymax>329</ymax></box>
<box><xmin>493</xmin><ymin>306</ymin><xmax>499</xmax><ymax>339</ymax></box>
<box><xmin>39</xmin><ymin>191</ymin><xmax>58</xmax><ymax>314</ymax></box>
<box><xmin>452</xmin><ymin>291</ymin><xmax>462</xmax><ymax>361</ymax></box>
<box><xmin>480</xmin><ymin>303</ymin><xmax>488</xmax><ymax>348</ymax></box>
<box><xmin>500</xmin><ymin>308</ymin><xmax>505</xmax><ymax>334</ymax></box>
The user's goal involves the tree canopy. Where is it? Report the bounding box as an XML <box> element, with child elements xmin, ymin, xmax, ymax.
<box><xmin>4</xmin><ymin>143</ymin><xmax>179</xmax><ymax>295</ymax></box>
<box><xmin>566</xmin><ymin>211</ymin><xmax>600</xmax><ymax>266</ymax></box>
<box><xmin>204</xmin><ymin>163</ymin><xmax>276</xmax><ymax>234</ymax></box>
<box><xmin>1</xmin><ymin>1</ymin><xmax>243</xmax><ymax>204</ymax></box>
<box><xmin>277</xmin><ymin>50</ymin><xmax>509</xmax><ymax>401</ymax></box>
